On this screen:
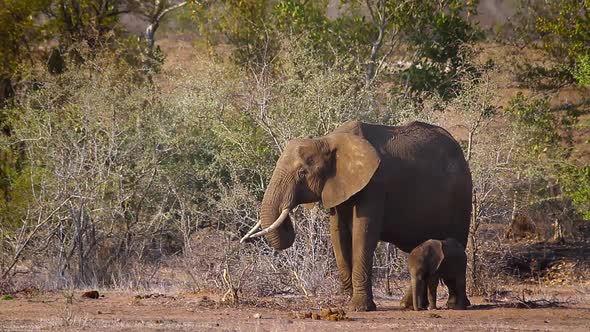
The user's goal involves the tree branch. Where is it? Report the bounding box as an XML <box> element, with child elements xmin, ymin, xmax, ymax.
<box><xmin>2</xmin><ymin>196</ymin><xmax>72</xmax><ymax>279</ymax></box>
<box><xmin>145</xmin><ymin>1</ymin><xmax>191</xmax><ymax>51</ymax></box>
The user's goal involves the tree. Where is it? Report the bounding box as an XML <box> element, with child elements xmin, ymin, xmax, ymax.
<box><xmin>508</xmin><ymin>0</ymin><xmax>590</xmax><ymax>88</ymax></box>
<box><xmin>194</xmin><ymin>0</ymin><xmax>480</xmax><ymax>99</ymax></box>
<box><xmin>126</xmin><ymin>0</ymin><xmax>198</xmax><ymax>53</ymax></box>
<box><xmin>535</xmin><ymin>0</ymin><xmax>589</xmax><ymax>67</ymax></box>
<box><xmin>503</xmin><ymin>1</ymin><xmax>589</xmax><ymax>221</ymax></box>
<box><xmin>44</xmin><ymin>0</ymin><xmax>129</xmax><ymax>47</ymax></box>
<box><xmin>0</xmin><ymin>0</ymin><xmax>52</xmax><ymax>77</ymax></box>
<box><xmin>505</xmin><ymin>93</ymin><xmax>589</xmax><ymax>236</ymax></box>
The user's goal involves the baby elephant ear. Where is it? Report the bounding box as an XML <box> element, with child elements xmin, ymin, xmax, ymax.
<box><xmin>321</xmin><ymin>133</ymin><xmax>380</xmax><ymax>209</ymax></box>
<box><xmin>429</xmin><ymin>241</ymin><xmax>445</xmax><ymax>272</ymax></box>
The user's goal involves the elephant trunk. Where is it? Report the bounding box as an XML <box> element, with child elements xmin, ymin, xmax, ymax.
<box><xmin>259</xmin><ymin>168</ymin><xmax>296</xmax><ymax>250</ymax></box>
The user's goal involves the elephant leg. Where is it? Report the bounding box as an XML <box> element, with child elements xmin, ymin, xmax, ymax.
<box><xmin>329</xmin><ymin>206</ymin><xmax>353</xmax><ymax>296</ymax></box>
<box><xmin>421</xmin><ymin>291</ymin><xmax>429</xmax><ymax>310</ymax></box>
<box><xmin>427</xmin><ymin>277</ymin><xmax>438</xmax><ymax>310</ymax></box>
<box><xmin>454</xmin><ymin>274</ymin><xmax>467</xmax><ymax>310</ymax></box>
<box><xmin>349</xmin><ymin>200</ymin><xmax>382</xmax><ymax>312</ymax></box>
<box><xmin>444</xmin><ymin>277</ymin><xmax>457</xmax><ymax>309</ymax></box>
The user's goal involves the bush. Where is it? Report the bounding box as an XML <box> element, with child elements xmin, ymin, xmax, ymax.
<box><xmin>0</xmin><ymin>36</ymin><xmax>404</xmax><ymax>291</ymax></box>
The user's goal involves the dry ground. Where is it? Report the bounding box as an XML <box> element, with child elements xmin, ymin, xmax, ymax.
<box><xmin>1</xmin><ymin>285</ymin><xmax>590</xmax><ymax>331</ymax></box>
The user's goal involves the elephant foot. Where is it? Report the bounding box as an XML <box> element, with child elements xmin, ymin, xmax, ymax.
<box><xmin>400</xmin><ymin>291</ymin><xmax>413</xmax><ymax>309</ymax></box>
<box><xmin>348</xmin><ymin>294</ymin><xmax>376</xmax><ymax>312</ymax></box>
<box><xmin>428</xmin><ymin>305</ymin><xmax>437</xmax><ymax>310</ymax></box>
<box><xmin>446</xmin><ymin>295</ymin><xmax>457</xmax><ymax>309</ymax></box>
<box><xmin>447</xmin><ymin>296</ymin><xmax>470</xmax><ymax>309</ymax></box>
<box><xmin>446</xmin><ymin>300</ymin><xmax>455</xmax><ymax>309</ymax></box>
<box><xmin>446</xmin><ymin>302</ymin><xmax>466</xmax><ymax>310</ymax></box>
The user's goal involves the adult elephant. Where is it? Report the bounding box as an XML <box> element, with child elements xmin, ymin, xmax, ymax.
<box><xmin>241</xmin><ymin>120</ymin><xmax>472</xmax><ymax>311</ymax></box>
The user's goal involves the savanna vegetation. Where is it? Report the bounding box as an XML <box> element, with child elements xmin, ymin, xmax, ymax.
<box><xmin>0</xmin><ymin>0</ymin><xmax>588</xmax><ymax>309</ymax></box>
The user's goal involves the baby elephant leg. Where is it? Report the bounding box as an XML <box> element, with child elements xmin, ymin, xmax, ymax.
<box><xmin>400</xmin><ymin>285</ymin><xmax>413</xmax><ymax>309</ymax></box>
<box><xmin>411</xmin><ymin>275</ymin><xmax>428</xmax><ymax>311</ymax></box>
<box><xmin>427</xmin><ymin>277</ymin><xmax>438</xmax><ymax>310</ymax></box>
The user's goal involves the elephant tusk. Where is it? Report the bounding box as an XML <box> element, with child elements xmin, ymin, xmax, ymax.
<box><xmin>240</xmin><ymin>220</ymin><xmax>262</xmax><ymax>243</ymax></box>
<box><xmin>246</xmin><ymin>209</ymin><xmax>291</xmax><ymax>240</ymax></box>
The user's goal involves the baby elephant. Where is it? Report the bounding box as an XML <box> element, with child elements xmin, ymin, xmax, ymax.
<box><xmin>408</xmin><ymin>238</ymin><xmax>468</xmax><ymax>310</ymax></box>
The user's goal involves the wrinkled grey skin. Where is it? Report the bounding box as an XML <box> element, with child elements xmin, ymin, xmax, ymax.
<box><xmin>257</xmin><ymin>120</ymin><xmax>472</xmax><ymax>311</ymax></box>
<box><xmin>408</xmin><ymin>238</ymin><xmax>468</xmax><ymax>310</ymax></box>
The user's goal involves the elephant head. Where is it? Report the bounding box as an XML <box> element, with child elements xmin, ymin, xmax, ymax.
<box><xmin>241</xmin><ymin>133</ymin><xmax>380</xmax><ymax>249</ymax></box>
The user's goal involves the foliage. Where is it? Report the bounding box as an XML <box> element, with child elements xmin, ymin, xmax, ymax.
<box><xmin>193</xmin><ymin>0</ymin><xmax>481</xmax><ymax>99</ymax></box>
<box><xmin>535</xmin><ymin>0</ymin><xmax>589</xmax><ymax>63</ymax></box>
<box><xmin>0</xmin><ymin>36</ymin><xmax>396</xmax><ymax>286</ymax></box>
<box><xmin>44</xmin><ymin>0</ymin><xmax>190</xmax><ymax>49</ymax></box>
<box><xmin>508</xmin><ymin>0</ymin><xmax>590</xmax><ymax>88</ymax></box>
<box><xmin>506</xmin><ymin>94</ymin><xmax>560</xmax><ymax>156</ymax></box>
<box><xmin>505</xmin><ymin>92</ymin><xmax>589</xmax><ymax>221</ymax></box>
<box><xmin>1</xmin><ymin>47</ymin><xmax>181</xmax><ymax>284</ymax></box>
<box><xmin>561</xmin><ymin>165</ymin><xmax>590</xmax><ymax>219</ymax></box>
<box><xmin>398</xmin><ymin>0</ymin><xmax>483</xmax><ymax>97</ymax></box>
<box><xmin>196</xmin><ymin>0</ymin><xmax>279</xmax><ymax>69</ymax></box>
<box><xmin>574</xmin><ymin>54</ymin><xmax>590</xmax><ymax>87</ymax></box>
<box><xmin>0</xmin><ymin>0</ymin><xmax>52</xmax><ymax>77</ymax></box>
<box><xmin>502</xmin><ymin>1</ymin><xmax>589</xmax><ymax>220</ymax></box>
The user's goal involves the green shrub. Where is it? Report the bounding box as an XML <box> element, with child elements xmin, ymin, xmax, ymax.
<box><xmin>574</xmin><ymin>54</ymin><xmax>590</xmax><ymax>87</ymax></box>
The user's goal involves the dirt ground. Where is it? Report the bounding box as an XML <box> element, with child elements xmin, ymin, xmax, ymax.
<box><xmin>1</xmin><ymin>286</ymin><xmax>590</xmax><ymax>332</ymax></box>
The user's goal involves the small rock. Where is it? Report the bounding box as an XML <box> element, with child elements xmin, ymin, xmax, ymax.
<box><xmin>320</xmin><ymin>308</ymin><xmax>332</xmax><ymax>316</ymax></box>
<box><xmin>319</xmin><ymin>308</ymin><xmax>349</xmax><ymax>321</ymax></box>
<box><xmin>253</xmin><ymin>313</ymin><xmax>262</xmax><ymax>319</ymax></box>
<box><xmin>97</xmin><ymin>311</ymin><xmax>102</xmax><ymax>315</ymax></box>
<box><xmin>429</xmin><ymin>313</ymin><xmax>442</xmax><ymax>319</ymax></box>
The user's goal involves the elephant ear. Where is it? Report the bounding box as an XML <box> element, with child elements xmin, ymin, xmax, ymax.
<box><xmin>321</xmin><ymin>133</ymin><xmax>380</xmax><ymax>209</ymax></box>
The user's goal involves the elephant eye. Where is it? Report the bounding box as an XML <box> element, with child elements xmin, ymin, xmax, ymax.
<box><xmin>297</xmin><ymin>168</ymin><xmax>308</xmax><ymax>179</ymax></box>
